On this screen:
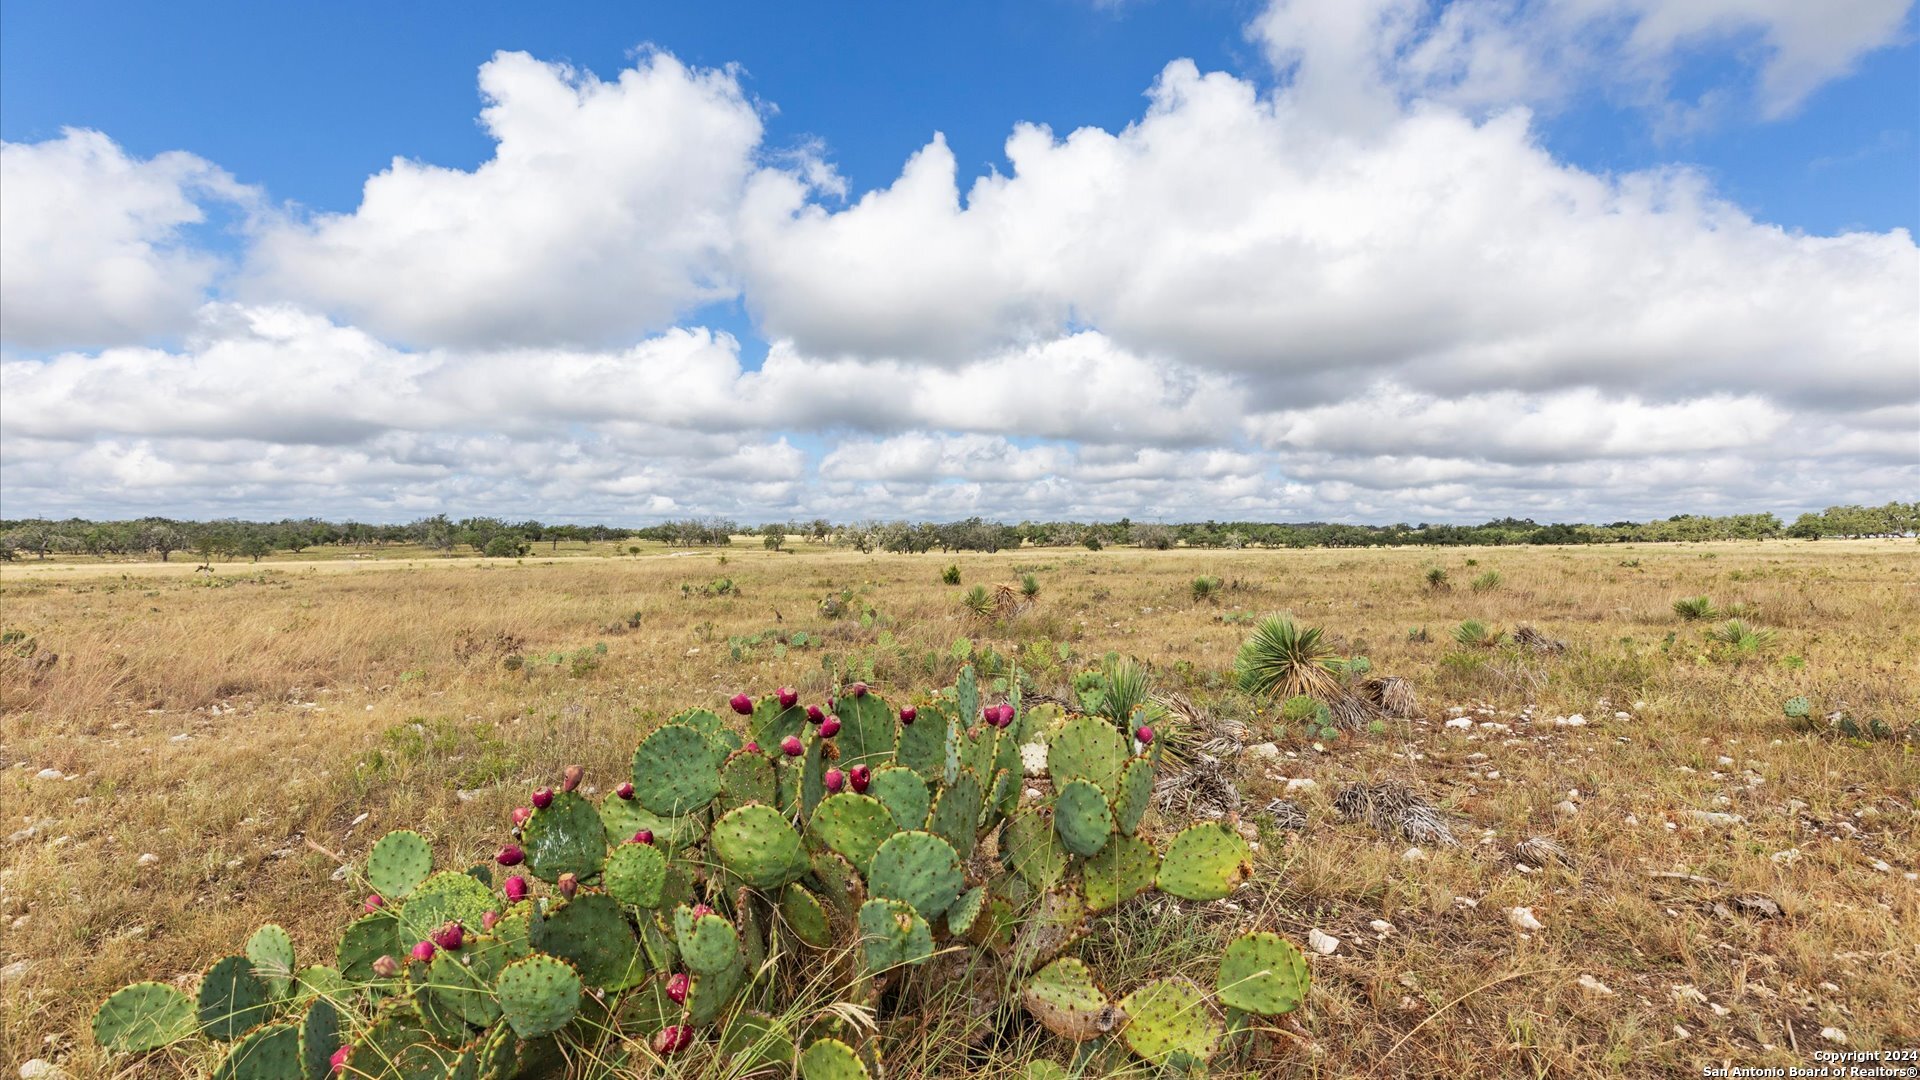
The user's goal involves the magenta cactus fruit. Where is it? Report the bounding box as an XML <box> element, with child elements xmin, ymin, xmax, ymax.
<box><xmin>899</xmin><ymin>705</ymin><xmax>917</xmax><ymax>725</ymax></box>
<box><xmin>616</xmin><ymin>781</ymin><xmax>635</xmax><ymax>800</ymax></box>
<box><xmin>849</xmin><ymin>764</ymin><xmax>872</xmax><ymax>793</ymax></box>
<box><xmin>651</xmin><ymin>1024</ymin><xmax>693</xmax><ymax>1054</ymax></box>
<box><xmin>744</xmin><ymin>741</ymin><xmax>760</xmax><ymax>754</ymax></box>
<box><xmin>558</xmin><ymin>873</ymin><xmax>579</xmax><ymax>899</ymax></box>
<box><xmin>850</xmin><ymin>681</ymin><xmax>869</xmax><ymax>697</ymax></box>
<box><xmin>690</xmin><ymin>903</ymin><xmax>714</xmax><ymax>919</ymax></box>
<box><xmin>780</xmin><ymin>735</ymin><xmax>804</xmax><ymax>757</ymax></box>
<box><xmin>363</xmin><ymin>894</ymin><xmax>385</xmax><ymax>913</ymax></box>
<box><xmin>531</xmin><ymin>787</ymin><xmax>554</xmax><ymax>810</ymax></box>
<box><xmin>1136</xmin><ymin>725</ymin><xmax>1155</xmax><ymax>745</ymax></box>
<box><xmin>431</xmin><ymin>922</ymin><xmax>464</xmax><ymax>951</ymax></box>
<box><xmin>511</xmin><ymin>806</ymin><xmax>531</xmax><ymax>828</ymax></box>
<box><xmin>777</xmin><ymin>686</ymin><xmax>799</xmax><ymax>709</ymax></box>
<box><xmin>632</xmin><ymin>829</ymin><xmax>654</xmax><ymax>845</ymax></box>
<box><xmin>371</xmin><ymin>955</ymin><xmax>399</xmax><ymax>978</ymax></box>
<box><xmin>824</xmin><ymin>767</ymin><xmax>845</xmax><ymax>793</ymax></box>
<box><xmin>729</xmin><ymin>692</ymin><xmax>754</xmax><ymax>715</ymax></box>
<box><xmin>410</xmin><ymin>940</ymin><xmax>435</xmax><ymax>963</ymax></box>
<box><xmin>329</xmin><ymin>1044</ymin><xmax>352</xmax><ymax>1074</ymax></box>
<box><xmin>665</xmin><ymin>972</ymin><xmax>689</xmax><ymax>1004</ymax></box>
<box><xmin>496</xmin><ymin>844</ymin><xmax>525</xmax><ymax>867</ymax></box>
<box><xmin>997</xmin><ymin>704</ymin><xmax>1017</xmax><ymax>727</ymax></box>
<box><xmin>562</xmin><ymin>764</ymin><xmax>585</xmax><ymax>793</ymax></box>
<box><xmin>504</xmin><ymin>875</ymin><xmax>529</xmax><ymax>903</ymax></box>
<box><xmin>806</xmin><ymin>704</ymin><xmax>826</xmax><ymax>725</ymax></box>
<box><xmin>820</xmin><ymin>715</ymin><xmax>842</xmax><ymax>738</ymax></box>
<box><xmin>481</xmin><ymin>910</ymin><xmax>500</xmax><ymax>931</ymax></box>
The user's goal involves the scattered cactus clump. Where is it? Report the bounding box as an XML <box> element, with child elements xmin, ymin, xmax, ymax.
<box><xmin>89</xmin><ymin>666</ymin><xmax>1305</xmax><ymax>1076</ymax></box>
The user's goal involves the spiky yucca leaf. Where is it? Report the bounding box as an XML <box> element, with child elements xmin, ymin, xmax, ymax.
<box><xmin>1672</xmin><ymin>596</ymin><xmax>1717</xmax><ymax>621</ymax></box>
<box><xmin>1234</xmin><ymin>614</ymin><xmax>1342</xmax><ymax>701</ymax></box>
<box><xmin>961</xmin><ymin>585</ymin><xmax>994</xmax><ymax>619</ymax></box>
<box><xmin>1707</xmin><ymin>618</ymin><xmax>1774</xmax><ymax>651</ymax></box>
<box><xmin>1190</xmin><ymin>576</ymin><xmax>1223</xmax><ymax>602</ymax></box>
<box><xmin>1452</xmin><ymin>620</ymin><xmax>1502</xmax><ymax>649</ymax></box>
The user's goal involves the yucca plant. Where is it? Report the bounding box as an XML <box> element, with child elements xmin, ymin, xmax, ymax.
<box><xmin>960</xmin><ymin>584</ymin><xmax>994</xmax><ymax>619</ymax></box>
<box><xmin>1672</xmin><ymin>596</ymin><xmax>1717</xmax><ymax>621</ymax></box>
<box><xmin>1234</xmin><ymin>614</ymin><xmax>1342</xmax><ymax>700</ymax></box>
<box><xmin>1190</xmin><ymin>575</ymin><xmax>1223</xmax><ymax>602</ymax></box>
<box><xmin>941</xmin><ymin>565</ymin><xmax>961</xmax><ymax>586</ymax></box>
<box><xmin>1706</xmin><ymin>618</ymin><xmax>1774</xmax><ymax>652</ymax></box>
<box><xmin>1019</xmin><ymin>573</ymin><xmax>1040</xmax><ymax>599</ymax></box>
<box><xmin>1424</xmin><ymin>567</ymin><xmax>1450</xmax><ymax>591</ymax></box>
<box><xmin>1469</xmin><ymin>570</ymin><xmax>1502</xmax><ymax>593</ymax></box>
<box><xmin>1452</xmin><ymin>620</ymin><xmax>1503</xmax><ymax>648</ymax></box>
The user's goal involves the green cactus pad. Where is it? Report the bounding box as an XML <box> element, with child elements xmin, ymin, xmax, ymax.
<box><xmin>243</xmin><ymin>924</ymin><xmax>296</xmax><ymax>999</ymax></box>
<box><xmin>669</xmin><ymin>706</ymin><xmax>741</xmax><ymax>759</ymax></box>
<box><xmin>1783</xmin><ymin>695</ymin><xmax>1811</xmax><ymax>719</ymax></box>
<box><xmin>808</xmin><ymin>849</ymin><xmax>867</xmax><ymax>916</ymax></box>
<box><xmin>927</xmin><ymin>767</ymin><xmax>985</xmax><ymax>859</ymax></box>
<box><xmin>832</xmin><ymin>688</ymin><xmax>900</xmax><ymax>770</ymax></box>
<box><xmin>291</xmin><ymin>965</ymin><xmax>345</xmax><ymax>1006</ymax></box>
<box><xmin>867</xmin><ymin>765</ymin><xmax>932</xmax><ymax>831</ymax></box>
<box><xmin>801</xmin><ymin>737</ymin><xmax>829</xmax><ymax>821</ymax></box>
<box><xmin>857</xmin><ymin>899</ymin><xmax>935</xmax><ymax>972</ymax></box>
<box><xmin>687</xmin><ymin>952</ymin><xmax>748</xmax><ymax>1025</ymax></box>
<box><xmin>1003</xmin><ymin>808</ymin><xmax>1069</xmax><ymax>890</ymax></box>
<box><xmin>673</xmin><ymin>906</ymin><xmax>742</xmax><ymax>974</ymax></box>
<box><xmin>752</xmin><ymin>698</ymin><xmax>809</xmax><ymax>753</ymax></box>
<box><xmin>1023</xmin><ymin>1063</ymin><xmax>1069</xmax><ymax>1080</ymax></box>
<box><xmin>719</xmin><ymin>1011</ymin><xmax>794</xmax><ymax>1072</ymax></box>
<box><xmin>639</xmin><ymin>914</ymin><xmax>678</xmax><ymax>972</ymax></box>
<box><xmin>1053</xmin><ymin>779</ymin><xmax>1116</xmax><ymax>857</ymax></box>
<box><xmin>495</xmin><ymin>954</ymin><xmax>583</xmax><ymax>1039</ymax></box>
<box><xmin>735</xmin><ymin>885</ymin><xmax>769</xmax><ymax>973</ymax></box>
<box><xmin>522</xmin><ymin>789</ymin><xmax>608</xmax><ymax>883</ymax></box>
<box><xmin>212</xmin><ymin>1021</ymin><xmax>300</xmax><ymax>1080</ymax></box>
<box><xmin>599</xmin><ymin>796</ymin><xmax>707</xmax><ymax>852</ymax></box>
<box><xmin>197</xmin><ymin>955</ymin><xmax>272</xmax><ymax>1042</ymax></box>
<box><xmin>718</xmin><ymin>749</ymin><xmax>777</xmax><ymax>813</ymax></box>
<box><xmin>800</xmin><ymin>1037</ymin><xmax>873</xmax><ymax>1080</ymax></box>
<box><xmin>614</xmin><ymin>975</ymin><xmax>677</xmax><ymax>1038</ymax></box>
<box><xmin>298</xmin><ymin>997</ymin><xmax>341</xmax><ymax>1080</ymax></box>
<box><xmin>1012</xmin><ymin>888</ymin><xmax>1089</xmax><ymax>973</ymax></box>
<box><xmin>868</xmin><ymin>830</ymin><xmax>964</xmax><ymax>920</ymax></box>
<box><xmin>602</xmin><ymin>841</ymin><xmax>668</xmax><ymax>907</ymax></box>
<box><xmin>775</xmin><ymin>756</ymin><xmax>804</xmax><ymax>816</ymax></box>
<box><xmin>1082</xmin><ymin>832</ymin><xmax>1160</xmax><ymax>913</ymax></box>
<box><xmin>1048</xmin><ymin>715</ymin><xmax>1129</xmax><ymax>798</ymax></box>
<box><xmin>712</xmin><ymin>803</ymin><xmax>809</xmax><ymax>890</ymax></box>
<box><xmin>412</xmin><ymin>956</ymin><xmax>474</xmax><ymax>1045</ymax></box>
<box><xmin>533</xmin><ymin>893</ymin><xmax>641</xmax><ymax>989</ymax></box>
<box><xmin>1022</xmin><ymin>957</ymin><xmax>1122</xmax><ymax>1042</ymax></box>
<box><xmin>1217</xmin><ymin>931</ymin><xmax>1310</xmax><ymax>1016</ymax></box>
<box><xmin>357</xmin><ymin>1000</ymin><xmax>447</xmax><ymax>1080</ymax></box>
<box><xmin>808</xmin><ymin>792</ymin><xmax>898</xmax><ymax>875</ymax></box>
<box><xmin>991</xmin><ymin>767</ymin><xmax>1021</xmax><ymax>817</ymax></box>
<box><xmin>1119</xmin><ymin>977</ymin><xmax>1223</xmax><ymax>1067</ymax></box>
<box><xmin>336</xmin><ymin>912</ymin><xmax>399</xmax><ymax>983</ymax></box>
<box><xmin>630</xmin><ymin>723</ymin><xmax>722</xmax><ymax>815</ymax></box>
<box><xmin>958</xmin><ymin>724</ymin><xmax>998</xmax><ymax>788</ymax></box>
<box><xmin>781</xmin><ymin>883</ymin><xmax>834</xmax><ymax>947</ymax></box>
<box><xmin>954</xmin><ymin>666</ymin><xmax>980</xmax><ymax>735</ymax></box>
<box><xmin>367</xmin><ymin>830</ymin><xmax>433</xmax><ymax>900</ymax></box>
<box><xmin>946</xmin><ymin>885</ymin><xmax>986</xmax><ymax>936</ymax></box>
<box><xmin>1156</xmin><ymin>822</ymin><xmax>1253</xmax><ymax>901</ymax></box>
<box><xmin>396</xmin><ymin>869</ymin><xmax>497</xmax><ymax>945</ymax></box>
<box><xmin>1111</xmin><ymin>757</ymin><xmax>1154</xmax><ymax>835</ymax></box>
<box><xmin>92</xmin><ymin>982</ymin><xmax>197</xmax><ymax>1052</ymax></box>
<box><xmin>894</xmin><ymin>702</ymin><xmax>946</xmax><ymax>778</ymax></box>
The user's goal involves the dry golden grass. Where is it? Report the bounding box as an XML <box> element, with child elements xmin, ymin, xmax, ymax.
<box><xmin>2</xmin><ymin>540</ymin><xmax>1916</xmax><ymax>1077</ymax></box>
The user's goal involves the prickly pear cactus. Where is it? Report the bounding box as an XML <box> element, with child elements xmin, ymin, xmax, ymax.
<box><xmin>495</xmin><ymin>954</ymin><xmax>582</xmax><ymax>1038</ymax></box>
<box><xmin>93</xmin><ymin>983</ymin><xmax>197</xmax><ymax>1052</ymax></box>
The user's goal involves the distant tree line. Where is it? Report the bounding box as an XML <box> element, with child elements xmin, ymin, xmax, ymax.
<box><xmin>0</xmin><ymin>502</ymin><xmax>1912</xmax><ymax>562</ymax></box>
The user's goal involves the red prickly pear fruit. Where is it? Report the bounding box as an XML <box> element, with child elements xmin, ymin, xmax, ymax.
<box><xmin>780</xmin><ymin>736</ymin><xmax>804</xmax><ymax>757</ymax></box>
<box><xmin>805</xmin><ymin>704</ymin><xmax>826</xmax><ymax>724</ymax></box>
<box><xmin>496</xmin><ymin>844</ymin><xmax>525</xmax><ymax>866</ymax></box>
<box><xmin>329</xmin><ymin>1044</ymin><xmax>352</xmax><ymax>1074</ymax></box>
<box><xmin>744</xmin><ymin>741</ymin><xmax>761</xmax><ymax>754</ymax></box>
<box><xmin>899</xmin><ymin>706</ymin><xmax>916</xmax><ymax>725</ymax></box>
<box><xmin>557</xmin><ymin>873</ymin><xmax>578</xmax><ymax>899</ymax></box>
<box><xmin>777</xmin><ymin>686</ymin><xmax>799</xmax><ymax>709</ymax></box>
<box><xmin>999</xmin><ymin>704</ymin><xmax>1017</xmax><ymax>727</ymax></box>
<box><xmin>532</xmin><ymin>787</ymin><xmax>554</xmax><ymax>810</ymax></box>
<box><xmin>481</xmin><ymin>910</ymin><xmax>500</xmax><ymax>931</ymax></box>
<box><xmin>850</xmin><ymin>681</ymin><xmax>869</xmax><ymax>697</ymax></box>
<box><xmin>371</xmin><ymin>955</ymin><xmax>399</xmax><ymax>978</ymax></box>
<box><xmin>849</xmin><ymin>764</ymin><xmax>871</xmax><ymax>793</ymax></box>
<box><xmin>1135</xmin><ymin>725</ymin><xmax>1154</xmax><ymax>745</ymax></box>
<box><xmin>431</xmin><ymin>922</ymin><xmax>464</xmax><ymax>951</ymax></box>
<box><xmin>632</xmin><ymin>829</ymin><xmax>654</xmax><ymax>845</ymax></box>
<box><xmin>729</xmin><ymin>693</ymin><xmax>754</xmax><ymax>715</ymax></box>
<box><xmin>615</xmin><ymin>781</ymin><xmax>634</xmax><ymax>800</ymax></box>
<box><xmin>364</xmin><ymin>894</ymin><xmax>385</xmax><ymax>913</ymax></box>
<box><xmin>665</xmin><ymin>972</ymin><xmax>690</xmax><ymax>1004</ymax></box>
<box><xmin>562</xmin><ymin>764</ymin><xmax>585</xmax><ymax>793</ymax></box>
<box><xmin>504</xmin><ymin>876</ymin><xmax>529</xmax><ymax>903</ymax></box>
<box><xmin>690</xmin><ymin>903</ymin><xmax>714</xmax><ymax>918</ymax></box>
<box><xmin>820</xmin><ymin>715</ymin><xmax>842</xmax><ymax>738</ymax></box>
<box><xmin>824</xmin><ymin>767</ymin><xmax>845</xmax><ymax>793</ymax></box>
<box><xmin>511</xmin><ymin>806</ymin><xmax>531</xmax><ymax>828</ymax></box>
<box><xmin>411</xmin><ymin>940</ymin><xmax>436</xmax><ymax>962</ymax></box>
<box><xmin>651</xmin><ymin>1024</ymin><xmax>693</xmax><ymax>1054</ymax></box>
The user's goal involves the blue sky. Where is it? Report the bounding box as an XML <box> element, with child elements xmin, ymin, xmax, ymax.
<box><xmin>2</xmin><ymin>0</ymin><xmax>1915</xmax><ymax>524</ymax></box>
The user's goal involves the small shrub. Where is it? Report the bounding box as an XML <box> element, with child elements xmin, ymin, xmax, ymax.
<box><xmin>1452</xmin><ymin>620</ymin><xmax>1502</xmax><ymax>648</ymax></box>
<box><xmin>1673</xmin><ymin>596</ymin><xmax>1717</xmax><ymax>621</ymax></box>
<box><xmin>1706</xmin><ymin>618</ymin><xmax>1774</xmax><ymax>654</ymax></box>
<box><xmin>1469</xmin><ymin>570</ymin><xmax>1503</xmax><ymax>593</ymax></box>
<box><xmin>1191</xmin><ymin>575</ymin><xmax>1224</xmax><ymax>602</ymax></box>
<box><xmin>960</xmin><ymin>584</ymin><xmax>994</xmax><ymax>619</ymax></box>
<box><xmin>1020</xmin><ymin>573</ymin><xmax>1040</xmax><ymax>599</ymax></box>
<box><xmin>1235</xmin><ymin>614</ymin><xmax>1341</xmax><ymax>700</ymax></box>
<box><xmin>1406</xmin><ymin>626</ymin><xmax>1432</xmax><ymax>643</ymax></box>
<box><xmin>1424</xmin><ymin>568</ymin><xmax>1450</xmax><ymax>591</ymax></box>
<box><xmin>941</xmin><ymin>565</ymin><xmax>961</xmax><ymax>585</ymax></box>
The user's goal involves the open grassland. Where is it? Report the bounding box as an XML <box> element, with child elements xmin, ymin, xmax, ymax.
<box><xmin>2</xmin><ymin>540</ymin><xmax>1916</xmax><ymax>1078</ymax></box>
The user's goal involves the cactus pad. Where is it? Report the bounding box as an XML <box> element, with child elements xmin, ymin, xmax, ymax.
<box><xmin>602</xmin><ymin>840</ymin><xmax>667</xmax><ymax>908</ymax></box>
<box><xmin>243</xmin><ymin>924</ymin><xmax>295</xmax><ymax>998</ymax></box>
<box><xmin>1082</xmin><ymin>832</ymin><xmax>1160</xmax><ymax>913</ymax></box>
<box><xmin>298</xmin><ymin>997</ymin><xmax>341</xmax><ymax>1079</ymax></box>
<box><xmin>858</xmin><ymin>771</ymin><xmax>920</xmax><ymax>834</ymax></box>
<box><xmin>1047</xmin><ymin>715</ymin><xmax>1129</xmax><ymax>797</ymax></box>
<box><xmin>927</xmin><ymin>767</ymin><xmax>984</xmax><ymax>859</ymax></box>
<box><xmin>718</xmin><ymin>749</ymin><xmax>777</xmax><ymax>814</ymax></box>
<box><xmin>522</xmin><ymin>790</ymin><xmax>608</xmax><ymax>883</ymax></box>
<box><xmin>212</xmin><ymin>1021</ymin><xmax>300</xmax><ymax>1080</ymax></box>
<box><xmin>807</xmin><ymin>793</ymin><xmax>897</xmax><ymax>876</ymax></box>
<box><xmin>291</xmin><ymin>965</ymin><xmax>344</xmax><ymax>1005</ymax></box>
<box><xmin>1003</xmin><ymin>808</ymin><xmax>1068</xmax><ymax>890</ymax></box>
<box><xmin>92</xmin><ymin>982</ymin><xmax>196</xmax><ymax>1051</ymax></box>
<box><xmin>857</xmin><ymin>898</ymin><xmax>934</xmax><ymax>972</ymax></box>
<box><xmin>719</xmin><ymin>1011</ymin><xmax>794</xmax><ymax>1072</ymax></box>
<box><xmin>712</xmin><ymin>803</ymin><xmax>809</xmax><ymax>890</ymax></box>
<box><xmin>1216</xmin><ymin>931</ymin><xmax>1310</xmax><ymax>1016</ymax></box>
<box><xmin>1156</xmin><ymin>822</ymin><xmax>1253</xmax><ymax>901</ymax></box>
<box><xmin>808</xmin><ymin>849</ymin><xmax>867</xmax><ymax>916</ymax></box>
<box><xmin>781</xmin><ymin>882</ymin><xmax>834</xmax><ymax>947</ymax></box>
<box><xmin>533</xmin><ymin>893</ymin><xmax>640</xmax><ymax>989</ymax></box>
<box><xmin>800</xmin><ymin>1037</ymin><xmax>873</xmax><ymax>1080</ymax></box>
<box><xmin>600</xmin><ymin>798</ymin><xmax>708</xmax><ymax>852</ymax></box>
<box><xmin>335</xmin><ymin>912</ymin><xmax>399</xmax><ymax>983</ymax></box>
<box><xmin>495</xmin><ymin>954</ymin><xmax>583</xmax><ymax>1039</ymax></box>
<box><xmin>832</xmin><ymin>688</ymin><xmax>900</xmax><ymax>769</ymax></box>
<box><xmin>197</xmin><ymin>955</ymin><xmax>272</xmax><ymax>1041</ymax></box>
<box><xmin>686</xmin><ymin>952</ymin><xmax>747</xmax><ymax>1025</ymax></box>
<box><xmin>1119</xmin><ymin>977</ymin><xmax>1223</xmax><ymax>1067</ymax></box>
<box><xmin>396</xmin><ymin>870</ymin><xmax>496</xmax><ymax>945</ymax></box>
<box><xmin>1012</xmin><ymin>888</ymin><xmax>1089</xmax><ymax>973</ymax></box>
<box><xmin>1783</xmin><ymin>695</ymin><xmax>1811</xmax><ymax>720</ymax></box>
<box><xmin>357</xmin><ymin>1001</ymin><xmax>443</xmax><ymax>1079</ymax></box>
<box><xmin>1112</xmin><ymin>756</ymin><xmax>1154</xmax><ymax>835</ymax></box>
<box><xmin>673</xmin><ymin>905</ymin><xmax>742</xmax><ymax>974</ymax></box>
<box><xmin>1022</xmin><ymin>958</ymin><xmax>1123</xmax><ymax>1042</ymax></box>
<box><xmin>630</xmin><ymin>723</ymin><xmax>722</xmax><ymax>815</ymax></box>
<box><xmin>752</xmin><ymin>698</ymin><xmax>809</xmax><ymax>754</ymax></box>
<box><xmin>946</xmin><ymin>885</ymin><xmax>986</xmax><ymax>936</ymax></box>
<box><xmin>367</xmin><ymin>829</ymin><xmax>432</xmax><ymax>900</ymax></box>
<box><xmin>867</xmin><ymin>831</ymin><xmax>964</xmax><ymax>920</ymax></box>
<box><xmin>422</xmin><ymin>936</ymin><xmax>505</xmax><ymax>1027</ymax></box>
<box><xmin>893</xmin><ymin>702</ymin><xmax>946</xmax><ymax>778</ymax></box>
<box><xmin>1052</xmin><ymin>779</ymin><xmax>1115</xmax><ymax>857</ymax></box>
